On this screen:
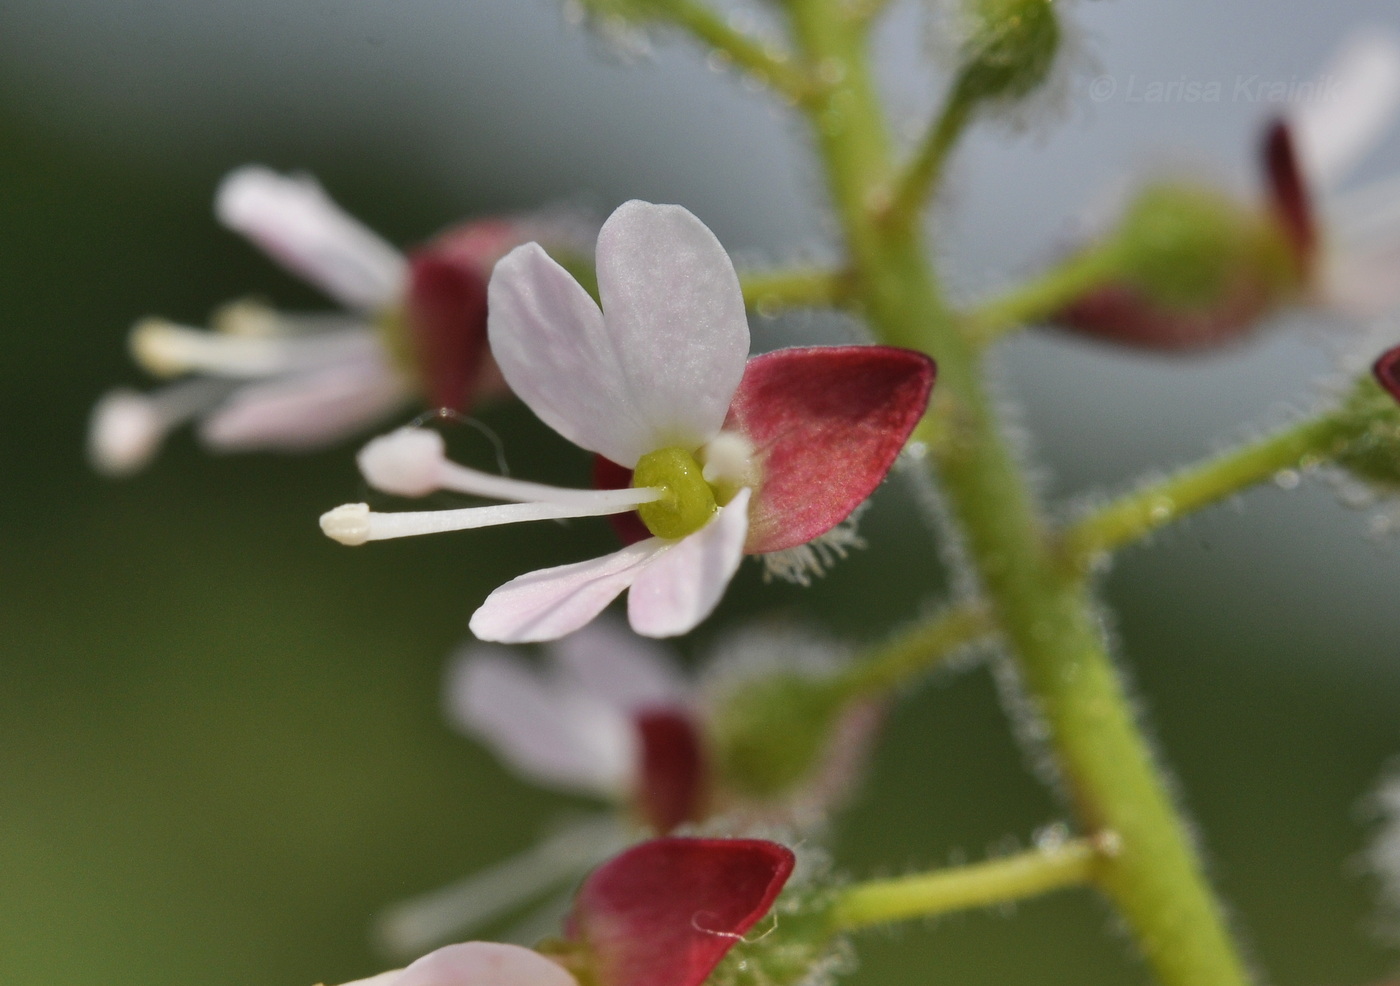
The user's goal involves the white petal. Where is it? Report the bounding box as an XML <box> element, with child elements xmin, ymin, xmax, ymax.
<box><xmin>627</xmin><ymin>488</ymin><xmax>750</xmax><ymax>639</ymax></box>
<box><xmin>487</xmin><ymin>243</ymin><xmax>656</xmax><ymax>466</ymax></box>
<box><xmin>1293</xmin><ymin>32</ymin><xmax>1400</xmax><ymax>189</ymax></box>
<box><xmin>216</xmin><ymin>166</ymin><xmax>407</xmax><ymax>311</ymax></box>
<box><xmin>374</xmin><ymin>816</ymin><xmax>628</xmax><ymax>959</ymax></box>
<box><xmin>443</xmin><ymin>650</ymin><xmax>636</xmax><ymax>796</ymax></box>
<box><xmin>594</xmin><ymin>201</ymin><xmax>749</xmax><ymax>452</ymax></box>
<box><xmin>395</xmin><ymin>943</ymin><xmax>578</xmax><ymax>986</ymax></box>
<box><xmin>1322</xmin><ymin>240</ymin><xmax>1400</xmax><ymax>317</ymax></box>
<box><xmin>549</xmin><ymin>617</ymin><xmax>689</xmax><ymax>712</ymax></box>
<box><xmin>198</xmin><ymin>358</ymin><xmax>410</xmax><ymax>451</ymax></box>
<box><xmin>335</xmin><ymin>972</ymin><xmax>404</xmax><ymax>986</ymax></box>
<box><xmin>469</xmin><ymin>540</ymin><xmax>669</xmax><ymax>643</ymax></box>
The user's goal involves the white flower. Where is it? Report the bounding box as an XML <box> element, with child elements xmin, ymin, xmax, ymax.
<box><xmin>320</xmin><ymin>201</ymin><xmax>935</xmax><ymax>643</ymax></box>
<box><xmin>332</xmin><ymin>941</ymin><xmax>577</xmax><ymax>986</ymax></box>
<box><xmin>1281</xmin><ymin>31</ymin><xmax>1400</xmax><ymax>318</ymax></box>
<box><xmin>88</xmin><ymin>167</ymin><xmax>529</xmax><ymax>474</ymax></box>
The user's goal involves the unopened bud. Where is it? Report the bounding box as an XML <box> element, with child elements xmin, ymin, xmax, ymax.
<box><xmin>951</xmin><ymin>0</ymin><xmax>1061</xmax><ymax>106</ymax></box>
<box><xmin>1055</xmin><ymin>184</ymin><xmax>1302</xmax><ymax>350</ymax></box>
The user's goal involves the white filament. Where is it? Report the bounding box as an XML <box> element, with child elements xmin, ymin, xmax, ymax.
<box><xmin>130</xmin><ymin>318</ymin><xmax>380</xmax><ymax>379</ymax></box>
<box><xmin>320</xmin><ymin>488</ymin><xmax>661</xmax><ymax>546</ymax></box>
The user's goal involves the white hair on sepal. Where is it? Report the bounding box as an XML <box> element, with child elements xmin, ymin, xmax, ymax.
<box><xmin>760</xmin><ymin>505</ymin><xmax>870</xmax><ymax>586</ymax></box>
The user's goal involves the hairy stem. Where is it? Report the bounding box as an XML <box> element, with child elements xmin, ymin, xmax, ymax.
<box><xmin>782</xmin><ymin>2</ymin><xmax>1253</xmax><ymax>983</ymax></box>
<box><xmin>836</xmin><ymin>603</ymin><xmax>994</xmax><ymax>699</ymax></box>
<box><xmin>1061</xmin><ymin>411</ymin><xmax>1356</xmax><ymax>573</ymax></box>
<box><xmin>830</xmin><ymin>837</ymin><xmax>1103</xmax><ymax>931</ymax></box>
<box><xmin>963</xmin><ymin>242</ymin><xmax>1127</xmax><ymax>346</ymax></box>
<box><xmin>740</xmin><ymin>267</ymin><xmax>853</xmax><ymax>312</ymax></box>
<box><xmin>883</xmin><ymin>96</ymin><xmax>974</xmax><ymax>230</ymax></box>
<box><xmin>646</xmin><ymin>0</ymin><xmax>814</xmax><ymax>103</ymax></box>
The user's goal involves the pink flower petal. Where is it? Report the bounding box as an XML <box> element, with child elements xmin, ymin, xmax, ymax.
<box><xmin>550</xmin><ymin>617</ymin><xmax>689</xmax><ymax>712</ymax></box>
<box><xmin>723</xmin><ymin>348</ymin><xmax>934</xmax><ymax>553</ymax></box>
<box><xmin>593</xmin><ymin>201</ymin><xmax>749</xmax><ymax>454</ymax></box>
<box><xmin>197</xmin><ymin>358</ymin><xmax>409</xmax><ymax>452</ymax></box>
<box><xmin>566</xmin><ymin>838</ymin><xmax>795</xmax><ymax>986</ymax></box>
<box><xmin>215</xmin><ymin>166</ymin><xmax>406</xmax><ymax>312</ymax></box>
<box><xmin>635</xmin><ymin>710</ymin><xmax>708</xmax><ymax>834</ymax></box>
<box><xmin>404</xmin><ymin>242</ymin><xmax>491</xmax><ymax>412</ymax></box>
<box><xmin>1291</xmin><ymin>32</ymin><xmax>1400</xmax><ymax>190</ymax></box>
<box><xmin>470</xmin><ymin>540</ymin><xmax>669</xmax><ymax>644</ymax></box>
<box><xmin>394</xmin><ymin>942</ymin><xmax>578</xmax><ymax>986</ymax></box>
<box><xmin>488</xmin><ymin>244</ymin><xmax>658</xmax><ymax>467</ymax></box>
<box><xmin>445</xmin><ymin>649</ymin><xmax>637</xmax><ymax>797</ymax></box>
<box><xmin>627</xmin><ymin>489</ymin><xmax>750</xmax><ymax>638</ymax></box>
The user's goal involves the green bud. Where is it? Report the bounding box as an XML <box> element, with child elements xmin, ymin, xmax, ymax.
<box><xmin>709</xmin><ymin>673</ymin><xmax>849</xmax><ymax>800</ymax></box>
<box><xmin>1111</xmin><ymin>184</ymin><xmax>1297</xmax><ymax>312</ymax></box>
<box><xmin>952</xmin><ymin>0</ymin><xmax>1061</xmax><ymax>105</ymax></box>
<box><xmin>1333</xmin><ymin>372</ymin><xmax>1400</xmax><ymax>490</ymax></box>
<box><xmin>633</xmin><ymin>446</ymin><xmax>718</xmax><ymax>540</ymax></box>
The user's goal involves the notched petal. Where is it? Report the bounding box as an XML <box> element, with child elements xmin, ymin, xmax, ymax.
<box><xmin>724</xmin><ymin>347</ymin><xmax>935</xmax><ymax>554</ymax></box>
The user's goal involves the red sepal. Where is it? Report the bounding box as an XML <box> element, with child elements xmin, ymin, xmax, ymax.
<box><xmin>635</xmin><ymin>709</ymin><xmax>708</xmax><ymax>834</ymax></box>
<box><xmin>724</xmin><ymin>346</ymin><xmax>935</xmax><ymax>554</ymax></box>
<box><xmin>1262</xmin><ymin>119</ymin><xmax>1318</xmax><ymax>273</ymax></box>
<box><xmin>593</xmin><ymin>456</ymin><xmax>652</xmax><ymax>546</ymax></box>
<box><xmin>1055</xmin><ymin>279</ymin><xmax>1277</xmax><ymax>351</ymax></box>
<box><xmin>567</xmin><ymin>838</ymin><xmax>795</xmax><ymax>986</ymax></box>
<box><xmin>404</xmin><ymin>247</ymin><xmax>490</xmax><ymax>412</ymax></box>
<box><xmin>1374</xmin><ymin>346</ymin><xmax>1400</xmax><ymax>403</ymax></box>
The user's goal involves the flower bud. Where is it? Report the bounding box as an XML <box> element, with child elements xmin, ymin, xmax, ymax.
<box><xmin>950</xmin><ymin>0</ymin><xmax>1061</xmax><ymax>106</ymax></box>
<box><xmin>1055</xmin><ymin>184</ymin><xmax>1303</xmax><ymax>350</ymax></box>
<box><xmin>708</xmin><ymin>672</ymin><xmax>850</xmax><ymax>801</ymax></box>
<box><xmin>1331</xmin><ymin>346</ymin><xmax>1400</xmax><ymax>489</ymax></box>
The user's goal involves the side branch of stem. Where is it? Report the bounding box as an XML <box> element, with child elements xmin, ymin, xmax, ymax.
<box><xmin>962</xmin><ymin>243</ymin><xmax>1126</xmax><ymax>346</ymax></box>
<box><xmin>645</xmin><ymin>0</ymin><xmax>815</xmax><ymax>103</ymax></box>
<box><xmin>740</xmin><ymin>268</ymin><xmax>853</xmax><ymax>312</ymax></box>
<box><xmin>1060</xmin><ymin>411</ymin><xmax>1356</xmax><ymax>573</ymax></box>
<box><xmin>830</xmin><ymin>837</ymin><xmax>1103</xmax><ymax>931</ymax></box>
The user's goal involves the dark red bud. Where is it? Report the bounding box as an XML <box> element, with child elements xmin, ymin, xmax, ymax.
<box><xmin>404</xmin><ymin>249</ymin><xmax>490</xmax><ymax>412</ymax></box>
<box><xmin>1056</xmin><ymin>280</ymin><xmax>1278</xmax><ymax>351</ymax></box>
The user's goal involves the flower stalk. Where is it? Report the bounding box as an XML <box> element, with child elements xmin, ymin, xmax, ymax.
<box><xmin>830</xmin><ymin>836</ymin><xmax>1103</xmax><ymax>932</ymax></box>
<box><xmin>778</xmin><ymin>1</ymin><xmax>1254</xmax><ymax>983</ymax></box>
<box><xmin>1060</xmin><ymin>410</ymin><xmax>1361</xmax><ymax>574</ymax></box>
<box><xmin>962</xmin><ymin>241</ymin><xmax>1130</xmax><ymax>346</ymax></box>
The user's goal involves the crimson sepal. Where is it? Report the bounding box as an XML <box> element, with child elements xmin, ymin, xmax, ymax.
<box><xmin>724</xmin><ymin>346</ymin><xmax>935</xmax><ymax>554</ymax></box>
<box><xmin>1262</xmin><ymin>119</ymin><xmax>1318</xmax><ymax>273</ymax></box>
<box><xmin>566</xmin><ymin>838</ymin><xmax>795</xmax><ymax>986</ymax></box>
<box><xmin>635</xmin><ymin>710</ymin><xmax>708</xmax><ymax>834</ymax></box>
<box><xmin>404</xmin><ymin>246</ymin><xmax>491</xmax><ymax>412</ymax></box>
<box><xmin>1374</xmin><ymin>346</ymin><xmax>1400</xmax><ymax>403</ymax></box>
<box><xmin>593</xmin><ymin>456</ymin><xmax>652</xmax><ymax>545</ymax></box>
<box><xmin>1055</xmin><ymin>279</ymin><xmax>1277</xmax><ymax>351</ymax></box>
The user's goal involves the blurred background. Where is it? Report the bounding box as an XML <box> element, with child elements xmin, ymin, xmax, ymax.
<box><xmin>2</xmin><ymin>0</ymin><xmax>1400</xmax><ymax>984</ymax></box>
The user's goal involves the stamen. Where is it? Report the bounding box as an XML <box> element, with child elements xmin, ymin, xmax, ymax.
<box><xmin>358</xmin><ymin>427</ymin><xmax>657</xmax><ymax>505</ymax></box>
<box><xmin>698</xmin><ymin>431</ymin><xmax>758</xmax><ymax>505</ymax></box>
<box><xmin>87</xmin><ymin>379</ymin><xmax>234</xmax><ymax>476</ymax></box>
<box><xmin>320</xmin><ymin>488</ymin><xmax>663</xmax><ymax>546</ymax></box>
<box><xmin>129</xmin><ymin>318</ymin><xmax>380</xmax><ymax>379</ymax></box>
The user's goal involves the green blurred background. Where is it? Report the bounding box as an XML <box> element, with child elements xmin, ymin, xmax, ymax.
<box><xmin>2</xmin><ymin>1</ymin><xmax>1399</xmax><ymax>984</ymax></box>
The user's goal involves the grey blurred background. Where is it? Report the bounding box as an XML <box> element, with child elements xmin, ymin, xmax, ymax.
<box><xmin>2</xmin><ymin>1</ymin><xmax>1399</xmax><ymax>984</ymax></box>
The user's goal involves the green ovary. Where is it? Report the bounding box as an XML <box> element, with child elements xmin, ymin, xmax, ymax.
<box><xmin>632</xmin><ymin>447</ymin><xmax>718</xmax><ymax>540</ymax></box>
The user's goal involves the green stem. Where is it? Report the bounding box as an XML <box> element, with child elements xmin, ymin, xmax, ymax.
<box><xmin>831</xmin><ymin>838</ymin><xmax>1102</xmax><ymax>931</ymax></box>
<box><xmin>963</xmin><ymin>242</ymin><xmax>1127</xmax><ymax>346</ymax></box>
<box><xmin>740</xmin><ymin>267</ymin><xmax>852</xmax><ymax>312</ymax></box>
<box><xmin>883</xmin><ymin>95</ymin><xmax>974</xmax><ymax>229</ymax></box>
<box><xmin>1061</xmin><ymin>411</ymin><xmax>1356</xmax><ymax>574</ymax></box>
<box><xmin>646</xmin><ymin>0</ymin><xmax>814</xmax><ymax>103</ymax></box>
<box><xmin>782</xmin><ymin>3</ymin><xmax>1253</xmax><ymax>984</ymax></box>
<box><xmin>835</xmin><ymin>603</ymin><xmax>993</xmax><ymax>699</ymax></box>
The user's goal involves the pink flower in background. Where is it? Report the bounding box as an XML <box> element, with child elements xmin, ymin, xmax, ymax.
<box><xmin>333</xmin><ymin>942</ymin><xmax>578</xmax><ymax>986</ymax></box>
<box><xmin>1265</xmin><ymin>31</ymin><xmax>1400</xmax><ymax>318</ymax></box>
<box><xmin>87</xmin><ymin>166</ymin><xmax>553</xmax><ymax>475</ymax></box>
<box><xmin>321</xmin><ymin>200</ymin><xmax>935</xmax><ymax>643</ymax></box>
